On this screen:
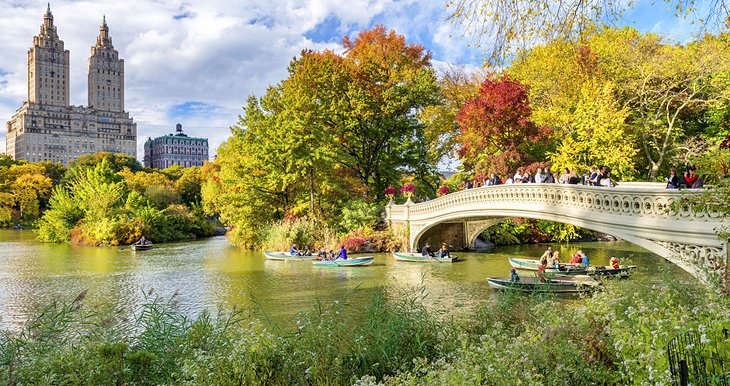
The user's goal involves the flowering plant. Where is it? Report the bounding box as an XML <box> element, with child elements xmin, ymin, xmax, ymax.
<box><xmin>384</xmin><ymin>187</ymin><xmax>397</xmax><ymax>200</ymax></box>
<box><xmin>437</xmin><ymin>185</ymin><xmax>450</xmax><ymax>197</ymax></box>
<box><xmin>400</xmin><ymin>183</ymin><xmax>415</xmax><ymax>198</ymax></box>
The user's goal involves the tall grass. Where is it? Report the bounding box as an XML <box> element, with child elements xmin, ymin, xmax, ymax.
<box><xmin>1</xmin><ymin>270</ymin><xmax>728</xmax><ymax>385</ymax></box>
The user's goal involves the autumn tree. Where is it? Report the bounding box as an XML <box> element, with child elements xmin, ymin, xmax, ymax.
<box><xmin>446</xmin><ymin>0</ymin><xmax>730</xmax><ymax>63</ymax></box>
<box><xmin>208</xmin><ymin>26</ymin><xmax>441</xmax><ymax>247</ymax></box>
<box><xmin>0</xmin><ymin>160</ymin><xmax>59</xmax><ymax>224</ymax></box>
<box><xmin>509</xmin><ymin>39</ymin><xmax>638</xmax><ymax>179</ymax></box>
<box><xmin>455</xmin><ymin>76</ymin><xmax>551</xmax><ymax>175</ymax></box>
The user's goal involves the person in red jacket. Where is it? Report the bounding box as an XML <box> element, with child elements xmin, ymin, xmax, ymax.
<box><xmin>610</xmin><ymin>256</ymin><xmax>620</xmax><ymax>269</ymax></box>
<box><xmin>569</xmin><ymin>251</ymin><xmax>583</xmax><ymax>266</ymax></box>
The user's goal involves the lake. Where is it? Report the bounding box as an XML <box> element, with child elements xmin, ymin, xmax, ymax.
<box><xmin>0</xmin><ymin>229</ymin><xmax>696</xmax><ymax>330</ymax></box>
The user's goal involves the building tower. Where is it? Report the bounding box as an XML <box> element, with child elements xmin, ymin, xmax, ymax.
<box><xmin>28</xmin><ymin>3</ymin><xmax>70</xmax><ymax>106</ymax></box>
<box><xmin>6</xmin><ymin>6</ymin><xmax>138</xmax><ymax>165</ymax></box>
<box><xmin>88</xmin><ymin>15</ymin><xmax>124</xmax><ymax>112</ymax></box>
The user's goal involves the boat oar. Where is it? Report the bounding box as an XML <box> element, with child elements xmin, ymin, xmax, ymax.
<box><xmin>430</xmin><ymin>254</ymin><xmax>445</xmax><ymax>263</ymax></box>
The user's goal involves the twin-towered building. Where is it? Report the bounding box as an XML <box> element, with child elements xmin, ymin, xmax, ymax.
<box><xmin>143</xmin><ymin>124</ymin><xmax>209</xmax><ymax>169</ymax></box>
<box><xmin>5</xmin><ymin>6</ymin><xmax>210</xmax><ymax>169</ymax></box>
<box><xmin>5</xmin><ymin>5</ymin><xmax>137</xmax><ymax>165</ymax></box>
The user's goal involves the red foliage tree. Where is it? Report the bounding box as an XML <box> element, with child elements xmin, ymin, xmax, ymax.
<box><xmin>455</xmin><ymin>76</ymin><xmax>551</xmax><ymax>176</ymax></box>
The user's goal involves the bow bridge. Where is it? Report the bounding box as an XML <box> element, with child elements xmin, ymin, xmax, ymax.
<box><xmin>385</xmin><ymin>183</ymin><xmax>728</xmax><ymax>282</ymax></box>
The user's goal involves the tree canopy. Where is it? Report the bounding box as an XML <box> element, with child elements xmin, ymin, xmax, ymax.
<box><xmin>446</xmin><ymin>0</ymin><xmax>730</xmax><ymax>63</ymax></box>
<box><xmin>204</xmin><ymin>26</ymin><xmax>441</xmax><ymax>247</ymax></box>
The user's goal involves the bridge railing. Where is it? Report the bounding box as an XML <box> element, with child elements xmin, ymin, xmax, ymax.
<box><xmin>387</xmin><ymin>183</ymin><xmax>718</xmax><ymax>223</ymax></box>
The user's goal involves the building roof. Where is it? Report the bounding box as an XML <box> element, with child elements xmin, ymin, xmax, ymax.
<box><xmin>145</xmin><ymin>134</ymin><xmax>208</xmax><ymax>142</ymax></box>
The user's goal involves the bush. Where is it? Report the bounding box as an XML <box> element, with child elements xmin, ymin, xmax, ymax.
<box><xmin>261</xmin><ymin>220</ymin><xmax>337</xmax><ymax>252</ymax></box>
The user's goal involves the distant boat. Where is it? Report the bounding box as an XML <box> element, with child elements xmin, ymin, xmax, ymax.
<box><xmin>264</xmin><ymin>252</ymin><xmax>315</xmax><ymax>261</ymax></box>
<box><xmin>131</xmin><ymin>243</ymin><xmax>153</xmax><ymax>251</ymax></box>
<box><xmin>313</xmin><ymin>256</ymin><xmax>374</xmax><ymax>267</ymax></box>
<box><xmin>487</xmin><ymin>276</ymin><xmax>600</xmax><ymax>293</ymax></box>
<box><xmin>392</xmin><ymin>252</ymin><xmax>458</xmax><ymax>263</ymax></box>
<box><xmin>508</xmin><ymin>257</ymin><xmax>636</xmax><ymax>277</ymax></box>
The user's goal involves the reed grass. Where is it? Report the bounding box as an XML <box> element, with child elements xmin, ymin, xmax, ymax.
<box><xmin>1</xmin><ymin>269</ymin><xmax>728</xmax><ymax>385</ymax></box>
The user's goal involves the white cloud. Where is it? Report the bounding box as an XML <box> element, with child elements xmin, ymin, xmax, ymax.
<box><xmin>3</xmin><ymin>0</ymin><xmax>477</xmax><ymax>159</ymax></box>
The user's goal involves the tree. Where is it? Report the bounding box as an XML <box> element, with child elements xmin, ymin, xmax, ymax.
<box><xmin>63</xmin><ymin>152</ymin><xmax>141</xmax><ymax>185</ymax></box>
<box><xmin>549</xmin><ymin>81</ymin><xmax>638</xmax><ymax>179</ymax></box>
<box><xmin>420</xmin><ymin>66</ymin><xmax>483</xmax><ymax>168</ymax></box>
<box><xmin>333</xmin><ymin>25</ymin><xmax>440</xmax><ymax>197</ymax></box>
<box><xmin>455</xmin><ymin>75</ymin><xmax>551</xmax><ymax>175</ymax></box>
<box><xmin>13</xmin><ymin>172</ymin><xmax>53</xmax><ymax>219</ymax></box>
<box><xmin>446</xmin><ymin>0</ymin><xmax>730</xmax><ymax>63</ymax></box>
<box><xmin>207</xmin><ymin>26</ymin><xmax>441</xmax><ymax>247</ymax></box>
<box><xmin>509</xmin><ymin>39</ymin><xmax>638</xmax><ymax>178</ymax></box>
<box><xmin>608</xmin><ymin>32</ymin><xmax>730</xmax><ymax>179</ymax></box>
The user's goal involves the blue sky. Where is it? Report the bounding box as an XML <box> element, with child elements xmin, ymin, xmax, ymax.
<box><xmin>0</xmin><ymin>0</ymin><xmax>713</xmax><ymax>160</ymax></box>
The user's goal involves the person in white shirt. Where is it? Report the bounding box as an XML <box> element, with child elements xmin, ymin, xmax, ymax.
<box><xmin>535</xmin><ymin>167</ymin><xmax>545</xmax><ymax>183</ymax></box>
<box><xmin>513</xmin><ymin>168</ymin><xmax>523</xmax><ymax>183</ymax></box>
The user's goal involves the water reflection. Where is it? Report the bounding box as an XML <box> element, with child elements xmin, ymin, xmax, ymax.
<box><xmin>0</xmin><ymin>229</ymin><xmax>696</xmax><ymax>330</ymax></box>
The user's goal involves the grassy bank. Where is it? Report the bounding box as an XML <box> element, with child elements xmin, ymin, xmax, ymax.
<box><xmin>1</xmin><ymin>270</ymin><xmax>728</xmax><ymax>385</ymax></box>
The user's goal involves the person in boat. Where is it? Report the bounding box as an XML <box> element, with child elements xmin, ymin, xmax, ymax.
<box><xmin>316</xmin><ymin>249</ymin><xmax>327</xmax><ymax>260</ymax></box>
<box><xmin>290</xmin><ymin>244</ymin><xmax>300</xmax><ymax>256</ymax></box>
<box><xmin>540</xmin><ymin>247</ymin><xmax>554</xmax><ymax>261</ymax></box>
<box><xmin>328</xmin><ymin>249</ymin><xmax>336</xmax><ymax>260</ymax></box>
<box><xmin>336</xmin><ymin>245</ymin><xmax>348</xmax><ymax>260</ymax></box>
<box><xmin>569</xmin><ymin>251</ymin><xmax>583</xmax><ymax>267</ymax></box>
<box><xmin>539</xmin><ymin>246</ymin><xmax>553</xmax><ymax>266</ymax></box>
<box><xmin>136</xmin><ymin>236</ymin><xmax>149</xmax><ymax>245</ymax></box>
<box><xmin>510</xmin><ymin>268</ymin><xmax>520</xmax><ymax>282</ymax></box>
<box><xmin>610</xmin><ymin>256</ymin><xmax>620</xmax><ymax>269</ymax></box>
<box><xmin>537</xmin><ymin>261</ymin><xmax>548</xmax><ymax>283</ymax></box>
<box><xmin>551</xmin><ymin>251</ymin><xmax>561</xmax><ymax>269</ymax></box>
<box><xmin>581</xmin><ymin>252</ymin><xmax>590</xmax><ymax>268</ymax></box>
<box><xmin>438</xmin><ymin>243</ymin><xmax>451</xmax><ymax>258</ymax></box>
<box><xmin>422</xmin><ymin>243</ymin><xmax>435</xmax><ymax>257</ymax></box>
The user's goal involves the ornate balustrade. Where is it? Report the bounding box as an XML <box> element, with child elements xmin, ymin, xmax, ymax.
<box><xmin>386</xmin><ymin>183</ymin><xmax>728</xmax><ymax>283</ymax></box>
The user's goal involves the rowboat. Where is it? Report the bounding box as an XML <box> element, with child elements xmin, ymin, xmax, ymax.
<box><xmin>392</xmin><ymin>252</ymin><xmax>458</xmax><ymax>263</ymax></box>
<box><xmin>131</xmin><ymin>244</ymin><xmax>153</xmax><ymax>251</ymax></box>
<box><xmin>508</xmin><ymin>258</ymin><xmax>636</xmax><ymax>277</ymax></box>
<box><xmin>312</xmin><ymin>256</ymin><xmax>374</xmax><ymax>267</ymax></box>
<box><xmin>487</xmin><ymin>276</ymin><xmax>600</xmax><ymax>293</ymax></box>
<box><xmin>263</xmin><ymin>251</ymin><xmax>315</xmax><ymax>261</ymax></box>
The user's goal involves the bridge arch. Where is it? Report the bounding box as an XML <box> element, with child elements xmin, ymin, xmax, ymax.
<box><xmin>387</xmin><ymin>183</ymin><xmax>728</xmax><ymax>283</ymax></box>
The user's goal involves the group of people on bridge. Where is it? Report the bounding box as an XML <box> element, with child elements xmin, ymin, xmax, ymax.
<box><xmin>458</xmin><ymin>165</ymin><xmax>619</xmax><ymax>192</ymax></box>
<box><xmin>453</xmin><ymin>163</ymin><xmax>705</xmax><ymax>195</ymax></box>
<box><xmin>665</xmin><ymin>166</ymin><xmax>703</xmax><ymax>189</ymax></box>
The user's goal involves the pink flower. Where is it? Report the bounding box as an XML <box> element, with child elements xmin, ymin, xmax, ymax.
<box><xmin>400</xmin><ymin>183</ymin><xmax>415</xmax><ymax>198</ymax></box>
<box><xmin>384</xmin><ymin>186</ymin><xmax>397</xmax><ymax>199</ymax></box>
<box><xmin>437</xmin><ymin>185</ymin><xmax>450</xmax><ymax>197</ymax></box>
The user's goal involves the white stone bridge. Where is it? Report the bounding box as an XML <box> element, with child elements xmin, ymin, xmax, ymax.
<box><xmin>386</xmin><ymin>183</ymin><xmax>728</xmax><ymax>282</ymax></box>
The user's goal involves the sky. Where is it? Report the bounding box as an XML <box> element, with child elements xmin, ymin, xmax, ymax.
<box><xmin>0</xmin><ymin>0</ymin><xmax>712</xmax><ymax>162</ymax></box>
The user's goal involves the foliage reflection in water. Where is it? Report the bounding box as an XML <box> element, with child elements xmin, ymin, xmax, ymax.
<box><xmin>0</xmin><ymin>229</ymin><xmax>694</xmax><ymax>330</ymax></box>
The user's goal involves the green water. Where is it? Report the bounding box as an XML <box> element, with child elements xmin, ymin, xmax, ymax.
<box><xmin>0</xmin><ymin>229</ymin><xmax>696</xmax><ymax>330</ymax></box>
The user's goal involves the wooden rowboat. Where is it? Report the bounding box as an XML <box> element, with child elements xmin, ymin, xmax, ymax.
<box><xmin>313</xmin><ymin>256</ymin><xmax>374</xmax><ymax>267</ymax></box>
<box><xmin>487</xmin><ymin>276</ymin><xmax>600</xmax><ymax>293</ymax></box>
<box><xmin>131</xmin><ymin>244</ymin><xmax>153</xmax><ymax>251</ymax></box>
<box><xmin>508</xmin><ymin>258</ymin><xmax>636</xmax><ymax>277</ymax></box>
<box><xmin>392</xmin><ymin>252</ymin><xmax>458</xmax><ymax>263</ymax></box>
<box><xmin>263</xmin><ymin>251</ymin><xmax>315</xmax><ymax>261</ymax></box>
